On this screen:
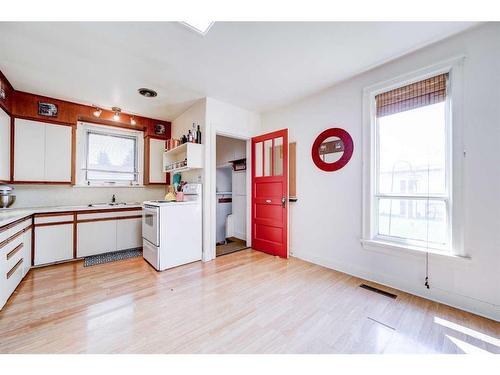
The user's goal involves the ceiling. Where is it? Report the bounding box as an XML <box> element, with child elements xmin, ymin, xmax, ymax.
<box><xmin>0</xmin><ymin>22</ymin><xmax>478</xmax><ymax>121</ymax></box>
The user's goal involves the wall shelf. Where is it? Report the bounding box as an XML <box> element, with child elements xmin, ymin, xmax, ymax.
<box><xmin>163</xmin><ymin>142</ymin><xmax>204</xmax><ymax>174</ymax></box>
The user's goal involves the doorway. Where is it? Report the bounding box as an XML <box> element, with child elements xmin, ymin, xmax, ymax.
<box><xmin>215</xmin><ymin>135</ymin><xmax>249</xmax><ymax>257</ymax></box>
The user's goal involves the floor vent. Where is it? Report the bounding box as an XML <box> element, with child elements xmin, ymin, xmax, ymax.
<box><xmin>359</xmin><ymin>284</ymin><xmax>397</xmax><ymax>299</ymax></box>
<box><xmin>84</xmin><ymin>248</ymin><xmax>142</xmax><ymax>267</ymax></box>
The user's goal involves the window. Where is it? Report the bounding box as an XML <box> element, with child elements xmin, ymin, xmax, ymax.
<box><xmin>363</xmin><ymin>59</ymin><xmax>464</xmax><ymax>256</ymax></box>
<box><xmin>86</xmin><ymin>131</ymin><xmax>137</xmax><ymax>182</ymax></box>
<box><xmin>76</xmin><ymin>122</ymin><xmax>144</xmax><ymax>186</ymax></box>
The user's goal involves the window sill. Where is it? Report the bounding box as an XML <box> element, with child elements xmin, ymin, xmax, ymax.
<box><xmin>360</xmin><ymin>239</ymin><xmax>471</xmax><ymax>262</ymax></box>
<box><xmin>73</xmin><ymin>184</ymin><xmax>146</xmax><ymax>189</ymax></box>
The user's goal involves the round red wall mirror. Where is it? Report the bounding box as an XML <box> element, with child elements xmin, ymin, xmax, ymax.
<box><xmin>311</xmin><ymin>128</ymin><xmax>354</xmax><ymax>172</ymax></box>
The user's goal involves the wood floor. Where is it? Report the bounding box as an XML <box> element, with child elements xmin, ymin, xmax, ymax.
<box><xmin>0</xmin><ymin>249</ymin><xmax>498</xmax><ymax>354</ymax></box>
<box><xmin>216</xmin><ymin>237</ymin><xmax>248</xmax><ymax>257</ymax></box>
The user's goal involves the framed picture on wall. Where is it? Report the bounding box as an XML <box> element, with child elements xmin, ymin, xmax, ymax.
<box><xmin>154</xmin><ymin>123</ymin><xmax>166</xmax><ymax>135</ymax></box>
<box><xmin>38</xmin><ymin>101</ymin><xmax>58</xmax><ymax>117</ymax></box>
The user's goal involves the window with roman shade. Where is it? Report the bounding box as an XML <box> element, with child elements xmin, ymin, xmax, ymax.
<box><xmin>370</xmin><ymin>72</ymin><xmax>452</xmax><ymax>252</ymax></box>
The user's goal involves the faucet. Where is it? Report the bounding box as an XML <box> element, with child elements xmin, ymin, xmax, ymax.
<box><xmin>111</xmin><ymin>194</ymin><xmax>116</xmax><ymax>204</ymax></box>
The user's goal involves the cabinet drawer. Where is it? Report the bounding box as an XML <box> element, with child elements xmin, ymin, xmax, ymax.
<box><xmin>34</xmin><ymin>214</ymin><xmax>74</xmax><ymax>225</ymax></box>
<box><xmin>1</xmin><ymin>235</ymin><xmax>24</xmax><ymax>274</ymax></box>
<box><xmin>0</xmin><ymin>217</ymin><xmax>31</xmax><ymax>244</ymax></box>
<box><xmin>77</xmin><ymin>209</ymin><xmax>142</xmax><ymax>221</ymax></box>
<box><xmin>3</xmin><ymin>258</ymin><xmax>24</xmax><ymax>304</ymax></box>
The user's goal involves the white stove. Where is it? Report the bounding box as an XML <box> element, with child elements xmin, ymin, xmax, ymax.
<box><xmin>142</xmin><ymin>184</ymin><xmax>202</xmax><ymax>271</ymax></box>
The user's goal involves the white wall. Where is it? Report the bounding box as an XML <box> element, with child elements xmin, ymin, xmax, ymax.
<box><xmin>171</xmin><ymin>98</ymin><xmax>207</xmax><ymax>183</ymax></box>
<box><xmin>172</xmin><ymin>97</ymin><xmax>260</xmax><ymax>260</ymax></box>
<box><xmin>261</xmin><ymin>23</ymin><xmax>500</xmax><ymax>321</ymax></box>
<box><xmin>10</xmin><ymin>185</ymin><xmax>166</xmax><ymax>208</ymax></box>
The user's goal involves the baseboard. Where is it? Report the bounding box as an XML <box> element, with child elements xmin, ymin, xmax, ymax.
<box><xmin>233</xmin><ymin>231</ymin><xmax>246</xmax><ymax>242</ymax></box>
<box><xmin>292</xmin><ymin>251</ymin><xmax>500</xmax><ymax>322</ymax></box>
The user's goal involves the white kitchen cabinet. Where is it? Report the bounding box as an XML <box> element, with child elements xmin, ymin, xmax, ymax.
<box><xmin>147</xmin><ymin>138</ymin><xmax>166</xmax><ymax>184</ymax></box>
<box><xmin>44</xmin><ymin>123</ymin><xmax>72</xmax><ymax>182</ymax></box>
<box><xmin>34</xmin><ymin>224</ymin><xmax>73</xmax><ymax>265</ymax></box>
<box><xmin>14</xmin><ymin>119</ymin><xmax>72</xmax><ymax>183</ymax></box>
<box><xmin>116</xmin><ymin>217</ymin><xmax>142</xmax><ymax>250</ymax></box>
<box><xmin>14</xmin><ymin>118</ymin><xmax>45</xmax><ymax>181</ymax></box>
<box><xmin>23</xmin><ymin>227</ymin><xmax>32</xmax><ymax>276</ymax></box>
<box><xmin>77</xmin><ymin>220</ymin><xmax>117</xmax><ymax>258</ymax></box>
<box><xmin>0</xmin><ymin>107</ymin><xmax>10</xmax><ymax>181</ymax></box>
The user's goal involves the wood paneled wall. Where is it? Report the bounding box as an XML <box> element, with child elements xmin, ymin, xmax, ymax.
<box><xmin>11</xmin><ymin>91</ymin><xmax>171</xmax><ymax>138</ymax></box>
<box><xmin>0</xmin><ymin>70</ymin><xmax>14</xmax><ymax>115</ymax></box>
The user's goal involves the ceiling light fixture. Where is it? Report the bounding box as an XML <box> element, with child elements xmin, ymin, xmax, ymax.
<box><xmin>112</xmin><ymin>107</ymin><xmax>121</xmax><ymax>121</ymax></box>
<box><xmin>92</xmin><ymin>106</ymin><xmax>102</xmax><ymax>118</ymax></box>
<box><xmin>181</xmin><ymin>21</ymin><xmax>214</xmax><ymax>35</ymax></box>
<box><xmin>130</xmin><ymin>117</ymin><xmax>136</xmax><ymax>126</ymax></box>
<box><xmin>138</xmin><ymin>88</ymin><xmax>157</xmax><ymax>98</ymax></box>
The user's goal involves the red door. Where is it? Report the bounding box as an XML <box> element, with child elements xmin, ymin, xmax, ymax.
<box><xmin>251</xmin><ymin>129</ymin><xmax>288</xmax><ymax>258</ymax></box>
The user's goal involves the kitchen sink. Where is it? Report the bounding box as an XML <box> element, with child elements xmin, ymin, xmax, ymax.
<box><xmin>87</xmin><ymin>202</ymin><xmax>130</xmax><ymax>207</ymax></box>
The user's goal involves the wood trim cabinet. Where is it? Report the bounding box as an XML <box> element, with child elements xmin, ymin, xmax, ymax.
<box><xmin>0</xmin><ymin>107</ymin><xmax>10</xmax><ymax>182</ymax></box>
<box><xmin>13</xmin><ymin>118</ymin><xmax>72</xmax><ymax>183</ymax></box>
<box><xmin>144</xmin><ymin>136</ymin><xmax>168</xmax><ymax>185</ymax></box>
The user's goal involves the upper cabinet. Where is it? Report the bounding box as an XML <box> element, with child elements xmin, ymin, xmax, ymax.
<box><xmin>14</xmin><ymin>119</ymin><xmax>72</xmax><ymax>183</ymax></box>
<box><xmin>145</xmin><ymin>137</ymin><xmax>167</xmax><ymax>184</ymax></box>
<box><xmin>0</xmin><ymin>108</ymin><xmax>10</xmax><ymax>181</ymax></box>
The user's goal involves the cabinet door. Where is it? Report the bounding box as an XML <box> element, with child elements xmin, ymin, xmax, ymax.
<box><xmin>44</xmin><ymin>124</ymin><xmax>72</xmax><ymax>182</ymax></box>
<box><xmin>23</xmin><ymin>228</ymin><xmax>32</xmax><ymax>276</ymax></box>
<box><xmin>14</xmin><ymin>119</ymin><xmax>45</xmax><ymax>181</ymax></box>
<box><xmin>149</xmin><ymin>138</ymin><xmax>166</xmax><ymax>183</ymax></box>
<box><xmin>116</xmin><ymin>217</ymin><xmax>142</xmax><ymax>251</ymax></box>
<box><xmin>34</xmin><ymin>224</ymin><xmax>73</xmax><ymax>265</ymax></box>
<box><xmin>77</xmin><ymin>220</ymin><xmax>117</xmax><ymax>258</ymax></box>
<box><xmin>0</xmin><ymin>107</ymin><xmax>10</xmax><ymax>181</ymax></box>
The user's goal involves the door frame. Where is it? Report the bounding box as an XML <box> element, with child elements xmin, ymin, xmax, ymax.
<box><xmin>205</xmin><ymin>129</ymin><xmax>252</xmax><ymax>261</ymax></box>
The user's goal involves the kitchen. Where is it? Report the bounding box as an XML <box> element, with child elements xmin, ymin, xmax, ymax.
<box><xmin>0</xmin><ymin>20</ymin><xmax>499</xmax><ymax>359</ymax></box>
<box><xmin>0</xmin><ymin>70</ymin><xmax>207</xmax><ymax>309</ymax></box>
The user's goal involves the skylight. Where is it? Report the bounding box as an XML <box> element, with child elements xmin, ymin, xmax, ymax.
<box><xmin>181</xmin><ymin>21</ymin><xmax>214</xmax><ymax>35</ymax></box>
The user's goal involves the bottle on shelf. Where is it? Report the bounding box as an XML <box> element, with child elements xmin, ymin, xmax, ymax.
<box><xmin>196</xmin><ymin>124</ymin><xmax>201</xmax><ymax>144</ymax></box>
<box><xmin>187</xmin><ymin>130</ymin><xmax>193</xmax><ymax>142</ymax></box>
<box><xmin>192</xmin><ymin>123</ymin><xmax>197</xmax><ymax>143</ymax></box>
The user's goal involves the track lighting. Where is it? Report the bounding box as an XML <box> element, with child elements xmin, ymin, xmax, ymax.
<box><xmin>92</xmin><ymin>106</ymin><xmax>102</xmax><ymax>118</ymax></box>
<box><xmin>112</xmin><ymin>107</ymin><xmax>121</xmax><ymax>121</ymax></box>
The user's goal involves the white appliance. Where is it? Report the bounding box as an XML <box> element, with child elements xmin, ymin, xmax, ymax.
<box><xmin>142</xmin><ymin>183</ymin><xmax>202</xmax><ymax>271</ymax></box>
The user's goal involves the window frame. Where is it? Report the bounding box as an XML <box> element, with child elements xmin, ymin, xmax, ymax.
<box><xmin>362</xmin><ymin>56</ymin><xmax>466</xmax><ymax>257</ymax></box>
<box><xmin>76</xmin><ymin>122</ymin><xmax>144</xmax><ymax>187</ymax></box>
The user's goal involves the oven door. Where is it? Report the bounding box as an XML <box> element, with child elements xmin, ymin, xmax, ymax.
<box><xmin>142</xmin><ymin>204</ymin><xmax>159</xmax><ymax>246</ymax></box>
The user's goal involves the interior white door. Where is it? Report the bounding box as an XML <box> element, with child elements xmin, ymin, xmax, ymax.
<box><xmin>77</xmin><ymin>220</ymin><xmax>117</xmax><ymax>257</ymax></box>
<box><xmin>0</xmin><ymin>107</ymin><xmax>10</xmax><ymax>181</ymax></box>
<box><xmin>14</xmin><ymin>119</ymin><xmax>45</xmax><ymax>181</ymax></box>
<box><xmin>116</xmin><ymin>217</ymin><xmax>142</xmax><ymax>250</ymax></box>
<box><xmin>44</xmin><ymin>124</ymin><xmax>72</xmax><ymax>182</ymax></box>
<box><xmin>149</xmin><ymin>138</ymin><xmax>166</xmax><ymax>183</ymax></box>
<box><xmin>34</xmin><ymin>224</ymin><xmax>73</xmax><ymax>265</ymax></box>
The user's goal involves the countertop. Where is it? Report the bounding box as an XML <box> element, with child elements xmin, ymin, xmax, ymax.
<box><xmin>0</xmin><ymin>203</ymin><xmax>143</xmax><ymax>228</ymax></box>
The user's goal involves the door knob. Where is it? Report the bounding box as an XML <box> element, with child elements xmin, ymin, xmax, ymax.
<box><xmin>281</xmin><ymin>196</ymin><xmax>286</xmax><ymax>207</ymax></box>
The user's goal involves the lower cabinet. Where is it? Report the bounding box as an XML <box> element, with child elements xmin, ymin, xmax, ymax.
<box><xmin>77</xmin><ymin>220</ymin><xmax>117</xmax><ymax>258</ymax></box>
<box><xmin>116</xmin><ymin>217</ymin><xmax>142</xmax><ymax>250</ymax></box>
<box><xmin>34</xmin><ymin>224</ymin><xmax>73</xmax><ymax>266</ymax></box>
<box><xmin>0</xmin><ymin>218</ymin><xmax>32</xmax><ymax>310</ymax></box>
<box><xmin>76</xmin><ymin>211</ymin><xmax>142</xmax><ymax>258</ymax></box>
<box><xmin>23</xmin><ymin>227</ymin><xmax>32</xmax><ymax>276</ymax></box>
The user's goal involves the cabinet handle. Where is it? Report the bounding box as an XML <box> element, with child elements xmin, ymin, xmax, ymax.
<box><xmin>7</xmin><ymin>243</ymin><xmax>23</xmax><ymax>260</ymax></box>
<box><xmin>7</xmin><ymin>258</ymin><xmax>23</xmax><ymax>279</ymax></box>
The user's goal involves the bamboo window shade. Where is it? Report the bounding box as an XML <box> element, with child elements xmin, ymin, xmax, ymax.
<box><xmin>376</xmin><ymin>73</ymin><xmax>448</xmax><ymax>117</ymax></box>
